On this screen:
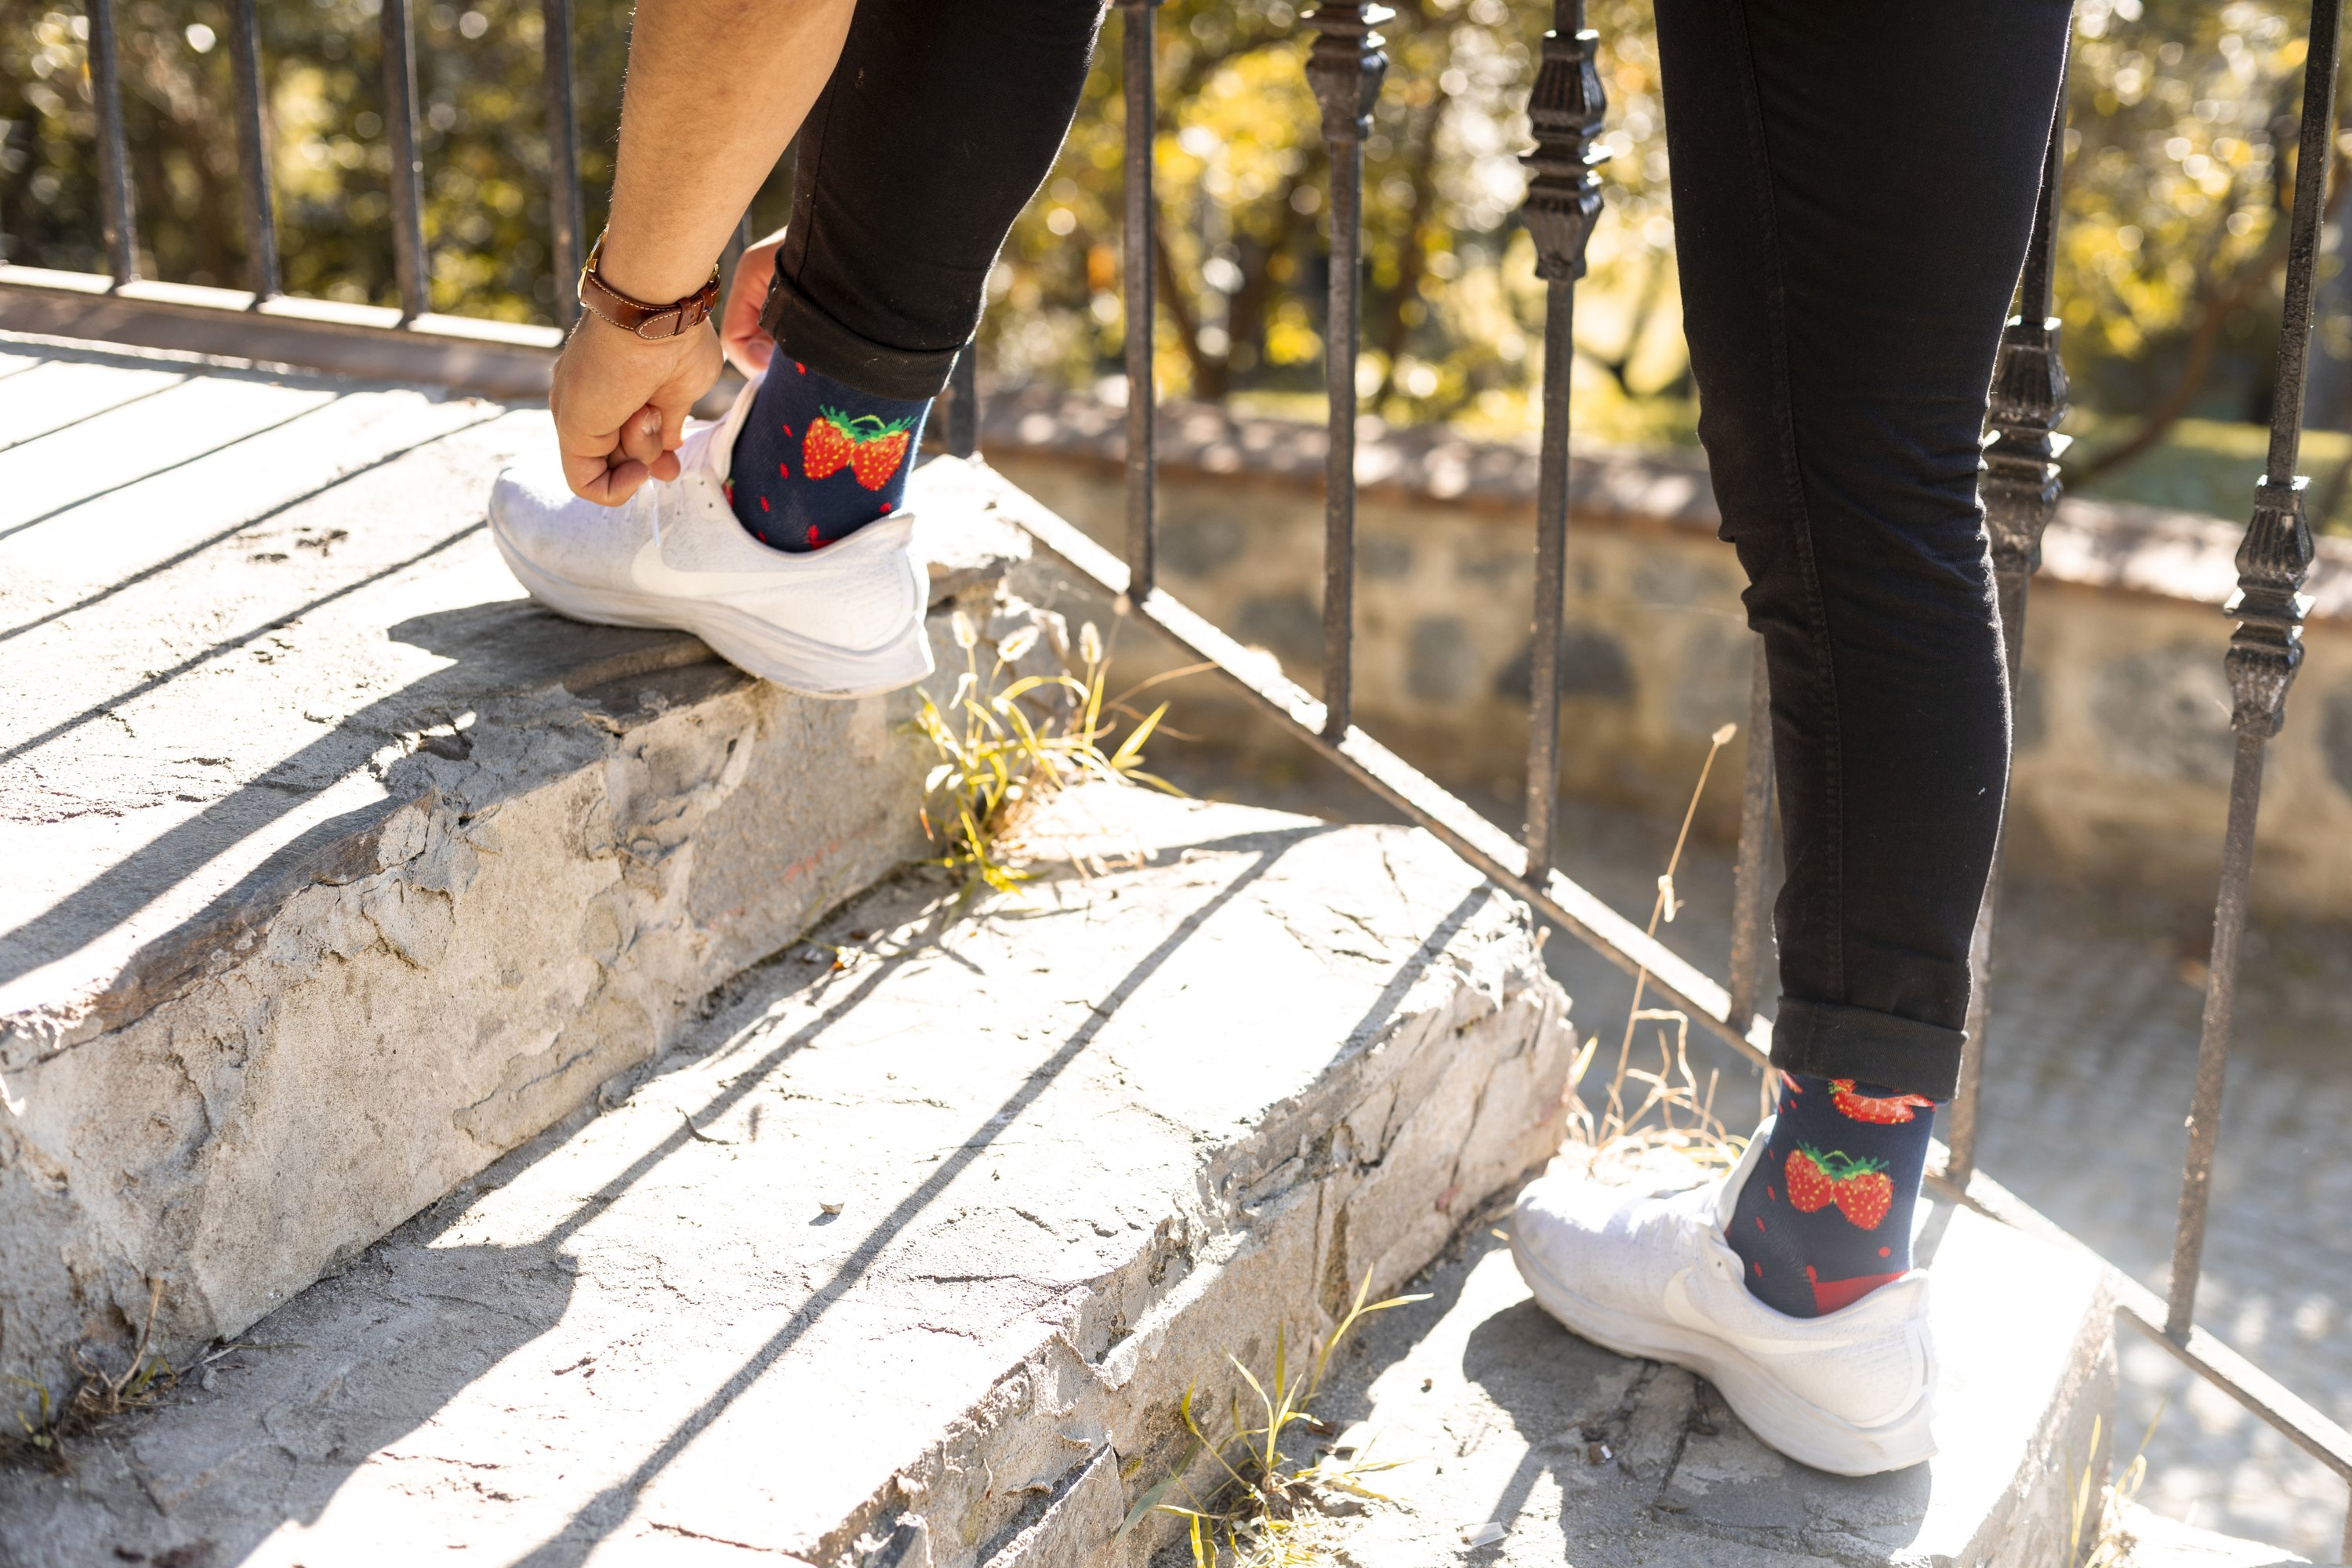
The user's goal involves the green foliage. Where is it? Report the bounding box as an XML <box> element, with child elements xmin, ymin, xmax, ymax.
<box><xmin>912</xmin><ymin>612</ymin><xmax>1180</xmax><ymax>900</ymax></box>
<box><xmin>1145</xmin><ymin>1270</ymin><xmax>1429</xmax><ymax>1568</ymax></box>
<box><xmin>1</xmin><ymin>0</ymin><xmax>2339</xmax><ymax>495</ymax></box>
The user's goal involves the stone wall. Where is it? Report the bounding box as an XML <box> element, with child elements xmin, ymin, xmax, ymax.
<box><xmin>980</xmin><ymin>389</ymin><xmax>2352</xmax><ymax>920</ymax></box>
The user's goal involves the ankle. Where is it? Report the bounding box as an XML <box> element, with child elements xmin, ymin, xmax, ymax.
<box><xmin>724</xmin><ymin>360</ymin><xmax>930</xmax><ymax>553</ymax></box>
<box><xmin>1726</xmin><ymin>1072</ymin><xmax>1936</xmax><ymax>1317</ymax></box>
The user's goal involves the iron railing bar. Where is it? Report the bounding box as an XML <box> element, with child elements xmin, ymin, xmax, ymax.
<box><xmin>1121</xmin><ymin>0</ymin><xmax>1159</xmax><ymax>597</ymax></box>
<box><xmin>718</xmin><ymin>211</ymin><xmax>750</xmax><ymax>312</ymax></box>
<box><xmin>1306</xmin><ymin>3</ymin><xmax>1386</xmax><ymax>739</ymax></box>
<box><xmin>1951</xmin><ymin>81</ymin><xmax>2072</xmax><ymax>1181</ymax></box>
<box><xmin>2169</xmin><ymin>0</ymin><xmax>2339</xmax><ymax>1342</ymax></box>
<box><xmin>1725</xmin><ymin>646</ymin><xmax>1774</xmax><ymax>1033</ymax></box>
<box><xmin>1516</xmin><ymin>0</ymin><xmax>1605</xmax><ymax>876</ymax></box>
<box><xmin>543</xmin><ymin>0</ymin><xmax>583</xmax><ymax>328</ymax></box>
<box><xmin>946</xmin><ymin>348</ymin><xmax>978</xmax><ymax>459</ymax></box>
<box><xmin>973</xmin><ymin>452</ymin><xmax>2351</xmax><ymax>1512</ymax></box>
<box><xmin>2266</xmin><ymin>12</ymin><xmax>2340</xmax><ymax>490</ymax></box>
<box><xmin>382</xmin><ymin>0</ymin><xmax>429</xmax><ymax>321</ymax></box>
<box><xmin>1522</xmin><ymin>280</ymin><xmax>1572</xmax><ymax>875</ymax></box>
<box><xmin>87</xmin><ymin>0</ymin><xmax>137</xmax><ymax>285</ymax></box>
<box><xmin>227</xmin><ymin>0</ymin><xmax>279</xmax><ymax>299</ymax></box>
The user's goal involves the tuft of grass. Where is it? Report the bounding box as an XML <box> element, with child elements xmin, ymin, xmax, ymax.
<box><xmin>1559</xmin><ymin>721</ymin><xmax>1745</xmax><ymax>1184</ymax></box>
<box><xmin>911</xmin><ymin>611</ymin><xmax>1192</xmax><ymax>898</ymax></box>
<box><xmin>2067</xmin><ymin>1398</ymin><xmax>2168</xmax><ymax>1567</ymax></box>
<box><xmin>1141</xmin><ymin>1271</ymin><xmax>1431</xmax><ymax>1568</ymax></box>
<box><xmin>6</xmin><ymin>1278</ymin><xmax>177</xmax><ymax>1457</ymax></box>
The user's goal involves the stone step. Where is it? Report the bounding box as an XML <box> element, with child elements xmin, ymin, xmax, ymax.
<box><xmin>2109</xmin><ymin>1501</ymin><xmax>2325</xmax><ymax>1567</ymax></box>
<box><xmin>0</xmin><ymin>786</ymin><xmax>1577</xmax><ymax>1566</ymax></box>
<box><xmin>0</xmin><ymin>333</ymin><xmax>1025</xmax><ymax>1406</ymax></box>
<box><xmin>1268</xmin><ymin>1183</ymin><xmax>2115</xmax><ymax>1568</ymax></box>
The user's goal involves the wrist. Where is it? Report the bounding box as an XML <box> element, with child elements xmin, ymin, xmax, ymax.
<box><xmin>578</xmin><ymin>231</ymin><xmax>720</xmax><ymax>343</ymax></box>
<box><xmin>593</xmin><ymin>229</ymin><xmax>719</xmax><ymax>308</ymax></box>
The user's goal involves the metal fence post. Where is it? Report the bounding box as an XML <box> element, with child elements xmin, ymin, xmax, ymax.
<box><xmin>947</xmin><ymin>348</ymin><xmax>978</xmax><ymax>459</ymax></box>
<box><xmin>1726</xmin><ymin>648</ymin><xmax>1775</xmax><ymax>1033</ymax></box>
<box><xmin>86</xmin><ymin>0</ymin><xmax>138</xmax><ymax>285</ymax></box>
<box><xmin>382</xmin><ymin>0</ymin><xmax>429</xmax><ymax>321</ymax></box>
<box><xmin>1516</xmin><ymin>0</ymin><xmax>1605</xmax><ymax>877</ymax></box>
<box><xmin>227</xmin><ymin>0</ymin><xmax>279</xmax><ymax>299</ymax></box>
<box><xmin>543</xmin><ymin>0</ymin><xmax>583</xmax><ymax>327</ymax></box>
<box><xmin>1122</xmin><ymin>0</ymin><xmax>1161</xmax><ymax>597</ymax></box>
<box><xmin>1948</xmin><ymin>85</ymin><xmax>2071</xmax><ymax>1182</ymax></box>
<box><xmin>2167</xmin><ymin>0</ymin><xmax>2339</xmax><ymax>1342</ymax></box>
<box><xmin>1305</xmin><ymin>2</ymin><xmax>1387</xmax><ymax>737</ymax></box>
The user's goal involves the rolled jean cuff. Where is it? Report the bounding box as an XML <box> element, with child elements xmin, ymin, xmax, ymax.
<box><xmin>759</xmin><ymin>274</ymin><xmax>967</xmax><ymax>401</ymax></box>
<box><xmin>1768</xmin><ymin>997</ymin><xmax>1964</xmax><ymax>1102</ymax></box>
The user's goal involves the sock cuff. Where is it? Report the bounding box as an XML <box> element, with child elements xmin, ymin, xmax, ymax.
<box><xmin>1767</xmin><ymin>998</ymin><xmax>1962</xmax><ymax>1103</ymax></box>
<box><xmin>759</xmin><ymin>272</ymin><xmax>966</xmax><ymax>401</ymax></box>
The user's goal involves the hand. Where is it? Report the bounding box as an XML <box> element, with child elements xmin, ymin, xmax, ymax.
<box><xmin>720</xmin><ymin>226</ymin><xmax>789</xmax><ymax>376</ymax></box>
<box><xmin>547</xmin><ymin>311</ymin><xmax>724</xmax><ymax>506</ymax></box>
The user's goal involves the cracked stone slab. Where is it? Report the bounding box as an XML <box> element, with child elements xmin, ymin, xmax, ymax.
<box><xmin>1259</xmin><ymin>1177</ymin><xmax>2114</xmax><ymax>1568</ymax></box>
<box><xmin>0</xmin><ymin>786</ymin><xmax>1575</xmax><ymax>1567</ymax></box>
<box><xmin>0</xmin><ymin>336</ymin><xmax>1030</xmax><ymax>1406</ymax></box>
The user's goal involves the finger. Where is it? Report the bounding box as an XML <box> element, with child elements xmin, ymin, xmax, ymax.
<box><xmin>559</xmin><ymin>422</ymin><xmax>624</xmax><ymax>500</ymax></box>
<box><xmin>591</xmin><ymin>458</ymin><xmax>652</xmax><ymax>505</ymax></box>
<box><xmin>563</xmin><ymin>447</ymin><xmax>649</xmax><ymax>506</ymax></box>
<box><xmin>648</xmin><ymin>448</ymin><xmax>684</xmax><ymax>483</ymax></box>
<box><xmin>618</xmin><ymin>405</ymin><xmax>665</xmax><ymax>468</ymax></box>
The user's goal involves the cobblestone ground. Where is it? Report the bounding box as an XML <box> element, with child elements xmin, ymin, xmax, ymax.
<box><xmin>1156</xmin><ymin>741</ymin><xmax>2352</xmax><ymax>1561</ymax></box>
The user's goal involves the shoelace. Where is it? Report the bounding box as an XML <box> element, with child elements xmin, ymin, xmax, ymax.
<box><xmin>646</xmin><ymin>418</ymin><xmax>725</xmax><ymax>550</ymax></box>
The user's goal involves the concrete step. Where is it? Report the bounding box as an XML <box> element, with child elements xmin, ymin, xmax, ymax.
<box><xmin>0</xmin><ymin>786</ymin><xmax>1577</xmax><ymax>1566</ymax></box>
<box><xmin>0</xmin><ymin>332</ymin><xmax>1026</xmax><ymax>1406</ymax></box>
<box><xmin>2109</xmin><ymin>1501</ymin><xmax>2323</xmax><ymax>1566</ymax></box>
<box><xmin>1267</xmin><ymin>1181</ymin><xmax>2115</xmax><ymax>1568</ymax></box>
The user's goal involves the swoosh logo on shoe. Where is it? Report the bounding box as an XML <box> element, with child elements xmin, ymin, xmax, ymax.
<box><xmin>628</xmin><ymin>537</ymin><xmax>777</xmax><ymax>599</ymax></box>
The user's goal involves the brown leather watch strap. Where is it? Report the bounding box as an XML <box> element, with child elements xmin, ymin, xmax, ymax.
<box><xmin>577</xmin><ymin>232</ymin><xmax>720</xmax><ymax>340</ymax></box>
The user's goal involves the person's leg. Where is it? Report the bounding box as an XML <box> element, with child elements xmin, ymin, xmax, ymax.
<box><xmin>727</xmin><ymin>0</ymin><xmax>1109</xmax><ymax>549</ymax></box>
<box><xmin>1652</xmin><ymin>0</ymin><xmax>2071</xmax><ymax>1314</ymax></box>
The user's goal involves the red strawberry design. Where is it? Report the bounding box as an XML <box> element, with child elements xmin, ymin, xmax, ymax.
<box><xmin>802</xmin><ymin>412</ymin><xmax>856</xmax><ymax>481</ymax></box>
<box><xmin>849</xmin><ymin>423</ymin><xmax>913</xmax><ymax>490</ymax></box>
<box><xmin>1833</xmin><ymin>1167</ymin><xmax>1893</xmax><ymax>1229</ymax></box>
<box><xmin>1830</xmin><ymin>1080</ymin><xmax>1936</xmax><ymax>1125</ymax></box>
<box><xmin>1785</xmin><ymin>1145</ymin><xmax>1893</xmax><ymax>1228</ymax></box>
<box><xmin>1784</xmin><ymin>1148</ymin><xmax>1838</xmax><ymax>1213</ymax></box>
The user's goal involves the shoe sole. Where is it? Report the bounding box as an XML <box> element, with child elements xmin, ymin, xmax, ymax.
<box><xmin>492</xmin><ymin>528</ymin><xmax>935</xmax><ymax>700</ymax></box>
<box><xmin>1511</xmin><ymin>1234</ymin><xmax>1936</xmax><ymax>1476</ymax></box>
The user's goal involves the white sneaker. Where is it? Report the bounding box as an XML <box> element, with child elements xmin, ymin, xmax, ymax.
<box><xmin>1510</xmin><ymin>1120</ymin><xmax>1936</xmax><ymax>1475</ymax></box>
<box><xmin>489</xmin><ymin>375</ymin><xmax>935</xmax><ymax>699</ymax></box>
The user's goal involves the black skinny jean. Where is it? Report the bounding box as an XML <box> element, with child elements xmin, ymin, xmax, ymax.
<box><xmin>763</xmin><ymin>0</ymin><xmax>2072</xmax><ymax>1104</ymax></box>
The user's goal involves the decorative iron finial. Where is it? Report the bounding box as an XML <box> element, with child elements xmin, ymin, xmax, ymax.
<box><xmin>1981</xmin><ymin>315</ymin><xmax>2071</xmax><ymax>583</ymax></box>
<box><xmin>2225</xmin><ymin>476</ymin><xmax>2316</xmax><ymax>738</ymax></box>
<box><xmin>1305</xmin><ymin>2</ymin><xmax>1389</xmax><ymax>144</ymax></box>
<box><xmin>1519</xmin><ymin>0</ymin><xmax>1606</xmax><ymax>283</ymax></box>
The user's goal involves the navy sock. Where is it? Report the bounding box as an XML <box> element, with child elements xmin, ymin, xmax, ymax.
<box><xmin>725</xmin><ymin>358</ymin><xmax>929</xmax><ymax>552</ymax></box>
<box><xmin>1726</xmin><ymin>1072</ymin><xmax>1936</xmax><ymax>1317</ymax></box>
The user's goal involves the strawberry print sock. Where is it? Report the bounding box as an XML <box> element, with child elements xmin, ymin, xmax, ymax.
<box><xmin>1726</xmin><ymin>1071</ymin><xmax>1936</xmax><ymax>1317</ymax></box>
<box><xmin>725</xmin><ymin>359</ymin><xmax>929</xmax><ymax>553</ymax></box>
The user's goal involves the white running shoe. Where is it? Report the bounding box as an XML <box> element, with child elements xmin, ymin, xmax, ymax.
<box><xmin>1510</xmin><ymin>1120</ymin><xmax>1936</xmax><ymax>1476</ymax></box>
<box><xmin>488</xmin><ymin>375</ymin><xmax>935</xmax><ymax>699</ymax></box>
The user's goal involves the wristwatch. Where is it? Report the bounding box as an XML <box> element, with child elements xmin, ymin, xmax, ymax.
<box><xmin>577</xmin><ymin>232</ymin><xmax>720</xmax><ymax>340</ymax></box>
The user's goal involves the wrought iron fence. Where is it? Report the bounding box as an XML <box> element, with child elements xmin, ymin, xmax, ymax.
<box><xmin>9</xmin><ymin>0</ymin><xmax>2352</xmax><ymax>1548</ymax></box>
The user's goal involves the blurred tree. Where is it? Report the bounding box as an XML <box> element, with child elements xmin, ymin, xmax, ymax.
<box><xmin>2</xmin><ymin>0</ymin><xmax>2343</xmax><ymax>519</ymax></box>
